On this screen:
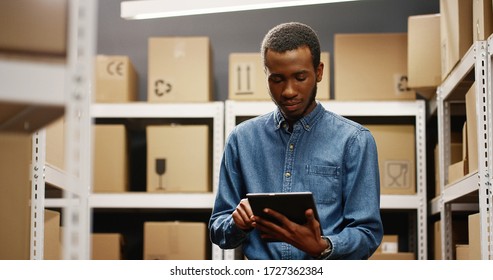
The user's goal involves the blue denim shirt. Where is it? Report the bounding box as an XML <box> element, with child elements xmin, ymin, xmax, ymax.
<box><xmin>209</xmin><ymin>102</ymin><xmax>383</xmax><ymax>260</ymax></box>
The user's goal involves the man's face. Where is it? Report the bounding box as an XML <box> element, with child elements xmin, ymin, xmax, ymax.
<box><xmin>264</xmin><ymin>46</ymin><xmax>323</xmax><ymax>124</ymax></box>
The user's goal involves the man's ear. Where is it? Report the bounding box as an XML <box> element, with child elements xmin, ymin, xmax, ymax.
<box><xmin>316</xmin><ymin>62</ymin><xmax>324</xmax><ymax>82</ymax></box>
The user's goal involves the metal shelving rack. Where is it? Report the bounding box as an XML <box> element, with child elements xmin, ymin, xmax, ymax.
<box><xmin>224</xmin><ymin>99</ymin><xmax>428</xmax><ymax>260</ymax></box>
<box><xmin>432</xmin><ymin>39</ymin><xmax>493</xmax><ymax>260</ymax></box>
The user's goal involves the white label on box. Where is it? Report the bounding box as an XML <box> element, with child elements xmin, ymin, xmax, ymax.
<box><xmin>381</xmin><ymin>242</ymin><xmax>398</xmax><ymax>253</ymax></box>
<box><xmin>384</xmin><ymin>160</ymin><xmax>411</xmax><ymax>188</ymax></box>
<box><xmin>232</xmin><ymin>62</ymin><xmax>256</xmax><ymax>96</ymax></box>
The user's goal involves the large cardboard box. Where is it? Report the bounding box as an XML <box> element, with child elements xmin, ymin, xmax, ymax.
<box><xmin>440</xmin><ymin>0</ymin><xmax>473</xmax><ymax>80</ymax></box>
<box><xmin>146</xmin><ymin>125</ymin><xmax>210</xmax><ymax>193</ymax></box>
<box><xmin>334</xmin><ymin>33</ymin><xmax>415</xmax><ymax>101</ymax></box>
<box><xmin>370</xmin><ymin>252</ymin><xmax>415</xmax><ymax>260</ymax></box>
<box><xmin>228</xmin><ymin>52</ymin><xmax>330</xmax><ymax>100</ymax></box>
<box><xmin>434</xmin><ymin>219</ymin><xmax>469</xmax><ymax>260</ymax></box>
<box><xmin>0</xmin><ymin>0</ymin><xmax>67</xmax><ymax>55</ymax></box>
<box><xmin>93</xmin><ymin>125</ymin><xmax>129</xmax><ymax>193</ymax></box>
<box><xmin>92</xmin><ymin>233</ymin><xmax>123</xmax><ymax>260</ymax></box>
<box><xmin>366</xmin><ymin>125</ymin><xmax>415</xmax><ymax>195</ymax></box>
<box><xmin>407</xmin><ymin>14</ymin><xmax>441</xmax><ymax>99</ymax></box>
<box><xmin>143</xmin><ymin>221</ymin><xmax>207</xmax><ymax>260</ymax></box>
<box><xmin>468</xmin><ymin>213</ymin><xmax>481</xmax><ymax>260</ymax></box>
<box><xmin>473</xmin><ymin>0</ymin><xmax>493</xmax><ymax>41</ymax></box>
<box><xmin>0</xmin><ymin>132</ymin><xmax>31</xmax><ymax>259</ymax></box>
<box><xmin>465</xmin><ymin>84</ymin><xmax>478</xmax><ymax>174</ymax></box>
<box><xmin>44</xmin><ymin>209</ymin><xmax>61</xmax><ymax>260</ymax></box>
<box><xmin>148</xmin><ymin>37</ymin><xmax>212</xmax><ymax>102</ymax></box>
<box><xmin>95</xmin><ymin>55</ymin><xmax>138</xmax><ymax>103</ymax></box>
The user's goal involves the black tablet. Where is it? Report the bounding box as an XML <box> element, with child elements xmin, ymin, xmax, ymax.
<box><xmin>246</xmin><ymin>191</ymin><xmax>320</xmax><ymax>227</ymax></box>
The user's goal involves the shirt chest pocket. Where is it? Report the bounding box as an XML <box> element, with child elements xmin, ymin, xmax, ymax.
<box><xmin>305</xmin><ymin>165</ymin><xmax>340</xmax><ymax>204</ymax></box>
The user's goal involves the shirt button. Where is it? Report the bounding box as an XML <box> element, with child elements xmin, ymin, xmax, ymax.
<box><xmin>289</xmin><ymin>144</ymin><xmax>294</xmax><ymax>150</ymax></box>
<box><xmin>285</xmin><ymin>172</ymin><xmax>291</xmax><ymax>178</ymax></box>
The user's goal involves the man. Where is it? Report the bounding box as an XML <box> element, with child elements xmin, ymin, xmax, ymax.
<box><xmin>209</xmin><ymin>22</ymin><xmax>383</xmax><ymax>260</ymax></box>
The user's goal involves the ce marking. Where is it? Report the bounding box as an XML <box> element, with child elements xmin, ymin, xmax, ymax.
<box><xmin>106</xmin><ymin>61</ymin><xmax>124</xmax><ymax>76</ymax></box>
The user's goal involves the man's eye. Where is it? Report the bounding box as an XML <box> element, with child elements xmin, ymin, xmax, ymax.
<box><xmin>296</xmin><ymin>75</ymin><xmax>307</xmax><ymax>82</ymax></box>
<box><xmin>269</xmin><ymin>76</ymin><xmax>283</xmax><ymax>83</ymax></box>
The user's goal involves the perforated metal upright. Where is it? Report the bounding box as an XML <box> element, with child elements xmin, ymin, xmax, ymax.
<box><xmin>62</xmin><ymin>0</ymin><xmax>97</xmax><ymax>259</ymax></box>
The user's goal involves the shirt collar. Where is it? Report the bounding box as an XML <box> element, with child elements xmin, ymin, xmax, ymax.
<box><xmin>273</xmin><ymin>101</ymin><xmax>324</xmax><ymax>131</ymax></box>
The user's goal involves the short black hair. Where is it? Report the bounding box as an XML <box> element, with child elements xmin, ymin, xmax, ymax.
<box><xmin>261</xmin><ymin>22</ymin><xmax>321</xmax><ymax>71</ymax></box>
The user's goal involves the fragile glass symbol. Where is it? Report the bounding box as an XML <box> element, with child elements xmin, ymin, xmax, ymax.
<box><xmin>155</xmin><ymin>158</ymin><xmax>166</xmax><ymax>190</ymax></box>
<box><xmin>387</xmin><ymin>162</ymin><xmax>408</xmax><ymax>188</ymax></box>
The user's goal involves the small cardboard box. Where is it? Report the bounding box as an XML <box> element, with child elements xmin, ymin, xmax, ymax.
<box><xmin>92</xmin><ymin>233</ymin><xmax>123</xmax><ymax>260</ymax></box>
<box><xmin>148</xmin><ymin>37</ymin><xmax>212</xmax><ymax>102</ymax></box>
<box><xmin>472</xmin><ymin>0</ymin><xmax>493</xmax><ymax>41</ymax></box>
<box><xmin>447</xmin><ymin>160</ymin><xmax>466</xmax><ymax>184</ymax></box>
<box><xmin>334</xmin><ymin>33</ymin><xmax>415</xmax><ymax>101</ymax></box>
<box><xmin>375</xmin><ymin>235</ymin><xmax>398</xmax><ymax>254</ymax></box>
<box><xmin>93</xmin><ymin>125</ymin><xmax>129</xmax><ymax>193</ymax></box>
<box><xmin>95</xmin><ymin>55</ymin><xmax>138</xmax><ymax>103</ymax></box>
<box><xmin>440</xmin><ymin>0</ymin><xmax>473</xmax><ymax>80</ymax></box>
<box><xmin>0</xmin><ymin>0</ymin><xmax>67</xmax><ymax>55</ymax></box>
<box><xmin>45</xmin><ymin>117</ymin><xmax>65</xmax><ymax>171</ymax></box>
<box><xmin>370</xmin><ymin>252</ymin><xmax>415</xmax><ymax>260</ymax></box>
<box><xmin>146</xmin><ymin>125</ymin><xmax>210</xmax><ymax>193</ymax></box>
<box><xmin>407</xmin><ymin>14</ymin><xmax>441</xmax><ymax>99</ymax></box>
<box><xmin>456</xmin><ymin>244</ymin><xmax>470</xmax><ymax>260</ymax></box>
<box><xmin>44</xmin><ymin>209</ymin><xmax>61</xmax><ymax>260</ymax></box>
<box><xmin>143</xmin><ymin>221</ymin><xmax>207</xmax><ymax>260</ymax></box>
<box><xmin>366</xmin><ymin>125</ymin><xmax>415</xmax><ymax>195</ymax></box>
<box><xmin>228</xmin><ymin>52</ymin><xmax>330</xmax><ymax>101</ymax></box>
<box><xmin>435</xmin><ymin>142</ymin><xmax>463</xmax><ymax>195</ymax></box>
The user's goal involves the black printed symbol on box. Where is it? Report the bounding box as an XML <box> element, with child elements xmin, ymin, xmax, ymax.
<box><xmin>106</xmin><ymin>61</ymin><xmax>124</xmax><ymax>77</ymax></box>
<box><xmin>155</xmin><ymin>80</ymin><xmax>173</xmax><ymax>96</ymax></box>
<box><xmin>234</xmin><ymin>63</ymin><xmax>255</xmax><ymax>95</ymax></box>
<box><xmin>384</xmin><ymin>160</ymin><xmax>410</xmax><ymax>188</ymax></box>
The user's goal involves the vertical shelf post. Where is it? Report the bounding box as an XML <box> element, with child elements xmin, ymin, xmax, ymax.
<box><xmin>30</xmin><ymin>130</ymin><xmax>47</xmax><ymax>259</ymax></box>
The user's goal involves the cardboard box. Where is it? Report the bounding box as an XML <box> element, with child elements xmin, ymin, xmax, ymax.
<box><xmin>0</xmin><ymin>0</ymin><xmax>67</xmax><ymax>55</ymax></box>
<box><xmin>447</xmin><ymin>160</ymin><xmax>466</xmax><ymax>185</ymax></box>
<box><xmin>95</xmin><ymin>55</ymin><xmax>138</xmax><ymax>103</ymax></box>
<box><xmin>473</xmin><ymin>0</ymin><xmax>493</xmax><ymax>41</ymax></box>
<box><xmin>370</xmin><ymin>252</ymin><xmax>415</xmax><ymax>260</ymax></box>
<box><xmin>434</xmin><ymin>219</ymin><xmax>469</xmax><ymax>260</ymax></box>
<box><xmin>45</xmin><ymin>117</ymin><xmax>65</xmax><ymax>171</ymax></box>
<box><xmin>44</xmin><ymin>210</ymin><xmax>61</xmax><ymax>260</ymax></box>
<box><xmin>0</xmin><ymin>132</ymin><xmax>31</xmax><ymax>259</ymax></box>
<box><xmin>146</xmin><ymin>125</ymin><xmax>210</xmax><ymax>193</ymax></box>
<box><xmin>143</xmin><ymin>221</ymin><xmax>207</xmax><ymax>260</ymax></box>
<box><xmin>228</xmin><ymin>52</ymin><xmax>330</xmax><ymax>100</ymax></box>
<box><xmin>465</xmin><ymin>84</ymin><xmax>478</xmax><ymax>174</ymax></box>
<box><xmin>0</xmin><ymin>101</ymin><xmax>65</xmax><ymax>134</ymax></box>
<box><xmin>407</xmin><ymin>14</ymin><xmax>441</xmax><ymax>99</ymax></box>
<box><xmin>456</xmin><ymin>244</ymin><xmax>470</xmax><ymax>260</ymax></box>
<box><xmin>148</xmin><ymin>37</ymin><xmax>212</xmax><ymax>102</ymax></box>
<box><xmin>468</xmin><ymin>213</ymin><xmax>481</xmax><ymax>260</ymax></box>
<box><xmin>366</xmin><ymin>125</ymin><xmax>415</xmax><ymax>195</ymax></box>
<box><xmin>93</xmin><ymin>125</ymin><xmax>129</xmax><ymax>193</ymax></box>
<box><xmin>435</xmin><ymin>142</ymin><xmax>463</xmax><ymax>196</ymax></box>
<box><xmin>334</xmin><ymin>33</ymin><xmax>415</xmax><ymax>101</ymax></box>
<box><xmin>375</xmin><ymin>235</ymin><xmax>398</xmax><ymax>254</ymax></box>
<box><xmin>440</xmin><ymin>0</ymin><xmax>473</xmax><ymax>80</ymax></box>
<box><xmin>92</xmin><ymin>233</ymin><xmax>123</xmax><ymax>260</ymax></box>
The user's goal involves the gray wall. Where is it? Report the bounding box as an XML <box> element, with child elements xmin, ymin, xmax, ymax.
<box><xmin>97</xmin><ymin>0</ymin><xmax>439</xmax><ymax>101</ymax></box>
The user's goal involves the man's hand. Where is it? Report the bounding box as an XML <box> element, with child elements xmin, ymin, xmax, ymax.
<box><xmin>251</xmin><ymin>208</ymin><xmax>328</xmax><ymax>257</ymax></box>
<box><xmin>232</xmin><ymin>198</ymin><xmax>255</xmax><ymax>231</ymax></box>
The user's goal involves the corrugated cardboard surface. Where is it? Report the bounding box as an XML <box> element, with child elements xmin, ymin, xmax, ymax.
<box><xmin>44</xmin><ymin>209</ymin><xmax>61</xmax><ymax>260</ymax></box>
<box><xmin>146</xmin><ymin>125</ymin><xmax>210</xmax><ymax>193</ymax></box>
<box><xmin>143</xmin><ymin>221</ymin><xmax>207</xmax><ymax>260</ymax></box>
<box><xmin>95</xmin><ymin>55</ymin><xmax>138</xmax><ymax>103</ymax></box>
<box><xmin>0</xmin><ymin>0</ymin><xmax>67</xmax><ymax>55</ymax></box>
<box><xmin>407</xmin><ymin>14</ymin><xmax>441</xmax><ymax>99</ymax></box>
<box><xmin>0</xmin><ymin>132</ymin><xmax>31</xmax><ymax>259</ymax></box>
<box><xmin>334</xmin><ymin>33</ymin><xmax>415</xmax><ymax>101</ymax></box>
<box><xmin>92</xmin><ymin>233</ymin><xmax>123</xmax><ymax>260</ymax></box>
<box><xmin>148</xmin><ymin>37</ymin><xmax>212</xmax><ymax>102</ymax></box>
<box><xmin>366</xmin><ymin>124</ymin><xmax>416</xmax><ymax>195</ymax></box>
